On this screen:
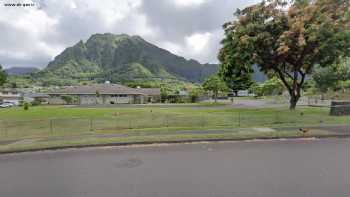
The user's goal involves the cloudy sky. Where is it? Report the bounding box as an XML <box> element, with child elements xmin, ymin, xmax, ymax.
<box><xmin>0</xmin><ymin>0</ymin><xmax>259</xmax><ymax>68</ymax></box>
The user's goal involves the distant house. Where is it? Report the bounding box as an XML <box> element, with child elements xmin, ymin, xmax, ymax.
<box><xmin>237</xmin><ymin>90</ymin><xmax>249</xmax><ymax>97</ymax></box>
<box><xmin>178</xmin><ymin>89</ymin><xmax>189</xmax><ymax>96</ymax></box>
<box><xmin>136</xmin><ymin>88</ymin><xmax>161</xmax><ymax>103</ymax></box>
<box><xmin>0</xmin><ymin>89</ymin><xmax>23</xmax><ymax>105</ymax></box>
<box><xmin>23</xmin><ymin>93</ymin><xmax>49</xmax><ymax>104</ymax></box>
<box><xmin>48</xmin><ymin>84</ymin><xmax>161</xmax><ymax>105</ymax></box>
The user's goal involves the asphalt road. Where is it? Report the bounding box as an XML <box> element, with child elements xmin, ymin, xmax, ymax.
<box><xmin>1</xmin><ymin>138</ymin><xmax>350</xmax><ymax>197</ymax></box>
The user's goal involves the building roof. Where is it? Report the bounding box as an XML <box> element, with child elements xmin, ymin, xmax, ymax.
<box><xmin>136</xmin><ymin>88</ymin><xmax>161</xmax><ymax>96</ymax></box>
<box><xmin>0</xmin><ymin>88</ymin><xmax>20</xmax><ymax>93</ymax></box>
<box><xmin>48</xmin><ymin>84</ymin><xmax>159</xmax><ymax>96</ymax></box>
<box><xmin>0</xmin><ymin>89</ymin><xmax>22</xmax><ymax>99</ymax></box>
<box><xmin>24</xmin><ymin>93</ymin><xmax>49</xmax><ymax>98</ymax></box>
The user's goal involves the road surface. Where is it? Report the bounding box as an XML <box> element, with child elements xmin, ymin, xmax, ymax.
<box><xmin>1</xmin><ymin>138</ymin><xmax>350</xmax><ymax>196</ymax></box>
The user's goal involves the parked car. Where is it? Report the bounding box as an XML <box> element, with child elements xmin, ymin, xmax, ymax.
<box><xmin>0</xmin><ymin>102</ymin><xmax>14</xmax><ymax>108</ymax></box>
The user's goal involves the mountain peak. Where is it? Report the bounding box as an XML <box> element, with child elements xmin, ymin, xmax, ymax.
<box><xmin>87</xmin><ymin>33</ymin><xmax>130</xmax><ymax>42</ymax></box>
<box><xmin>38</xmin><ymin>33</ymin><xmax>219</xmax><ymax>85</ymax></box>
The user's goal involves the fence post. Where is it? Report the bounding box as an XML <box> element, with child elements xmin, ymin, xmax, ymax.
<box><xmin>275</xmin><ymin>110</ymin><xmax>279</xmax><ymax>124</ymax></box>
<box><xmin>232</xmin><ymin>111</ymin><xmax>235</xmax><ymax>128</ymax></box>
<box><xmin>90</xmin><ymin>118</ymin><xmax>93</xmax><ymax>131</ymax></box>
<box><xmin>0</xmin><ymin>120</ymin><xmax>2</xmax><ymax>138</ymax></box>
<box><xmin>201</xmin><ymin>113</ymin><xmax>205</xmax><ymax>127</ymax></box>
<box><xmin>4</xmin><ymin>121</ymin><xmax>7</xmax><ymax>138</ymax></box>
<box><xmin>0</xmin><ymin>120</ymin><xmax>6</xmax><ymax>138</ymax></box>
<box><xmin>150</xmin><ymin>111</ymin><xmax>154</xmax><ymax>128</ymax></box>
<box><xmin>166</xmin><ymin>114</ymin><xmax>169</xmax><ymax>128</ymax></box>
<box><xmin>238</xmin><ymin>111</ymin><xmax>241</xmax><ymax>127</ymax></box>
<box><xmin>115</xmin><ymin>117</ymin><xmax>118</xmax><ymax>131</ymax></box>
<box><xmin>50</xmin><ymin>119</ymin><xmax>53</xmax><ymax>134</ymax></box>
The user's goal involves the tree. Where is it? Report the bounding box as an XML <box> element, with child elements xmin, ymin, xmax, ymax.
<box><xmin>312</xmin><ymin>57</ymin><xmax>350</xmax><ymax>92</ymax></box>
<box><xmin>249</xmin><ymin>77</ymin><xmax>285</xmax><ymax>96</ymax></box>
<box><xmin>95</xmin><ymin>90</ymin><xmax>100</xmax><ymax>104</ymax></box>
<box><xmin>0</xmin><ymin>64</ymin><xmax>7</xmax><ymax>86</ymax></box>
<box><xmin>312</xmin><ymin>65</ymin><xmax>339</xmax><ymax>92</ymax></box>
<box><xmin>61</xmin><ymin>95</ymin><xmax>74</xmax><ymax>104</ymax></box>
<box><xmin>189</xmin><ymin>87</ymin><xmax>204</xmax><ymax>103</ymax></box>
<box><xmin>262</xmin><ymin>77</ymin><xmax>285</xmax><ymax>96</ymax></box>
<box><xmin>203</xmin><ymin>75</ymin><xmax>229</xmax><ymax>102</ymax></box>
<box><xmin>95</xmin><ymin>90</ymin><xmax>100</xmax><ymax>97</ymax></box>
<box><xmin>160</xmin><ymin>86</ymin><xmax>171</xmax><ymax>103</ymax></box>
<box><xmin>337</xmin><ymin>57</ymin><xmax>350</xmax><ymax>81</ymax></box>
<box><xmin>10</xmin><ymin>82</ymin><xmax>17</xmax><ymax>88</ymax></box>
<box><xmin>219</xmin><ymin>0</ymin><xmax>350</xmax><ymax>109</ymax></box>
<box><xmin>219</xmin><ymin>68</ymin><xmax>253</xmax><ymax>96</ymax></box>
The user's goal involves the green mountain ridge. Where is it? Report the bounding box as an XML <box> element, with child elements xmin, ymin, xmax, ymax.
<box><xmin>36</xmin><ymin>33</ymin><xmax>219</xmax><ymax>85</ymax></box>
<box><xmin>5</xmin><ymin>67</ymin><xmax>40</xmax><ymax>76</ymax></box>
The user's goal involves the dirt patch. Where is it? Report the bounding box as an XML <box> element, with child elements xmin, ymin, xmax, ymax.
<box><xmin>0</xmin><ymin>140</ymin><xmax>19</xmax><ymax>146</ymax></box>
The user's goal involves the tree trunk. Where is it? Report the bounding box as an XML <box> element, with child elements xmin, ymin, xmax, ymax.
<box><xmin>289</xmin><ymin>94</ymin><xmax>299</xmax><ymax>110</ymax></box>
<box><xmin>273</xmin><ymin>67</ymin><xmax>306</xmax><ymax>110</ymax></box>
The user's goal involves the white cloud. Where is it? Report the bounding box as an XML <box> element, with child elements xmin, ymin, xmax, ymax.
<box><xmin>0</xmin><ymin>0</ymin><xmax>151</xmax><ymax>68</ymax></box>
<box><xmin>156</xmin><ymin>30</ymin><xmax>222</xmax><ymax>64</ymax></box>
<box><xmin>78</xmin><ymin>0</ymin><xmax>143</xmax><ymax>27</ymax></box>
<box><xmin>185</xmin><ymin>32</ymin><xmax>212</xmax><ymax>54</ymax></box>
<box><xmin>158</xmin><ymin>41</ymin><xmax>181</xmax><ymax>54</ymax></box>
<box><xmin>0</xmin><ymin>0</ymin><xmax>259</xmax><ymax>68</ymax></box>
<box><xmin>172</xmin><ymin>0</ymin><xmax>208</xmax><ymax>7</ymax></box>
<box><xmin>0</xmin><ymin>0</ymin><xmax>62</xmax><ymax>67</ymax></box>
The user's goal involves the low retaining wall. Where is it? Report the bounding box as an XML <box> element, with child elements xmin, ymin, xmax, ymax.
<box><xmin>330</xmin><ymin>101</ymin><xmax>350</xmax><ymax>116</ymax></box>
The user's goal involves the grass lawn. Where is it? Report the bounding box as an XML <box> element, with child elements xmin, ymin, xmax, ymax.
<box><xmin>0</xmin><ymin>105</ymin><xmax>348</xmax><ymax>141</ymax></box>
<box><xmin>0</xmin><ymin>129</ymin><xmax>331</xmax><ymax>153</ymax></box>
<box><xmin>0</xmin><ymin>104</ymin><xmax>348</xmax><ymax>152</ymax></box>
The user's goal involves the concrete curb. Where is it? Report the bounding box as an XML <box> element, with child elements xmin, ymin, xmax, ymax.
<box><xmin>1</xmin><ymin>134</ymin><xmax>350</xmax><ymax>155</ymax></box>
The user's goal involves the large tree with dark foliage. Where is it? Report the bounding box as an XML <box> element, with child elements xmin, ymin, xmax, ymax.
<box><xmin>219</xmin><ymin>69</ymin><xmax>253</xmax><ymax>96</ymax></box>
<box><xmin>219</xmin><ymin>0</ymin><xmax>350</xmax><ymax>109</ymax></box>
<box><xmin>0</xmin><ymin>64</ymin><xmax>7</xmax><ymax>87</ymax></box>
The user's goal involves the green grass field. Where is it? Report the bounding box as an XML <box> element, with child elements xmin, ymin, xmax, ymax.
<box><xmin>0</xmin><ymin>105</ymin><xmax>348</xmax><ymax>140</ymax></box>
<box><xmin>0</xmin><ymin>104</ymin><xmax>348</xmax><ymax>153</ymax></box>
<box><xmin>0</xmin><ymin>130</ymin><xmax>331</xmax><ymax>153</ymax></box>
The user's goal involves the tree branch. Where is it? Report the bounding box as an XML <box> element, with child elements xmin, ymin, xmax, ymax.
<box><xmin>281</xmin><ymin>64</ymin><xmax>294</xmax><ymax>80</ymax></box>
<box><xmin>274</xmin><ymin>67</ymin><xmax>293</xmax><ymax>94</ymax></box>
<box><xmin>298</xmin><ymin>70</ymin><xmax>306</xmax><ymax>87</ymax></box>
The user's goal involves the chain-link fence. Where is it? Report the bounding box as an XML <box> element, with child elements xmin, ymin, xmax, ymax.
<box><xmin>0</xmin><ymin>108</ymin><xmax>346</xmax><ymax>140</ymax></box>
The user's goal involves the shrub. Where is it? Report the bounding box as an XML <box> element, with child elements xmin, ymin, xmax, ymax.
<box><xmin>23</xmin><ymin>102</ymin><xmax>29</xmax><ymax>110</ymax></box>
<box><xmin>340</xmin><ymin>80</ymin><xmax>350</xmax><ymax>91</ymax></box>
<box><xmin>250</xmin><ymin>77</ymin><xmax>284</xmax><ymax>96</ymax></box>
<box><xmin>160</xmin><ymin>87</ymin><xmax>169</xmax><ymax>103</ymax></box>
<box><xmin>61</xmin><ymin>95</ymin><xmax>74</xmax><ymax>104</ymax></box>
<box><xmin>31</xmin><ymin>100</ymin><xmax>41</xmax><ymax>106</ymax></box>
<box><xmin>189</xmin><ymin>87</ymin><xmax>204</xmax><ymax>103</ymax></box>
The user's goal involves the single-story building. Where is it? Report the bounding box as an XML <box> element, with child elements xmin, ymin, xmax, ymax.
<box><xmin>23</xmin><ymin>93</ymin><xmax>50</xmax><ymax>104</ymax></box>
<box><xmin>137</xmin><ymin>88</ymin><xmax>161</xmax><ymax>103</ymax></box>
<box><xmin>0</xmin><ymin>89</ymin><xmax>23</xmax><ymax>105</ymax></box>
<box><xmin>48</xmin><ymin>84</ymin><xmax>161</xmax><ymax>105</ymax></box>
